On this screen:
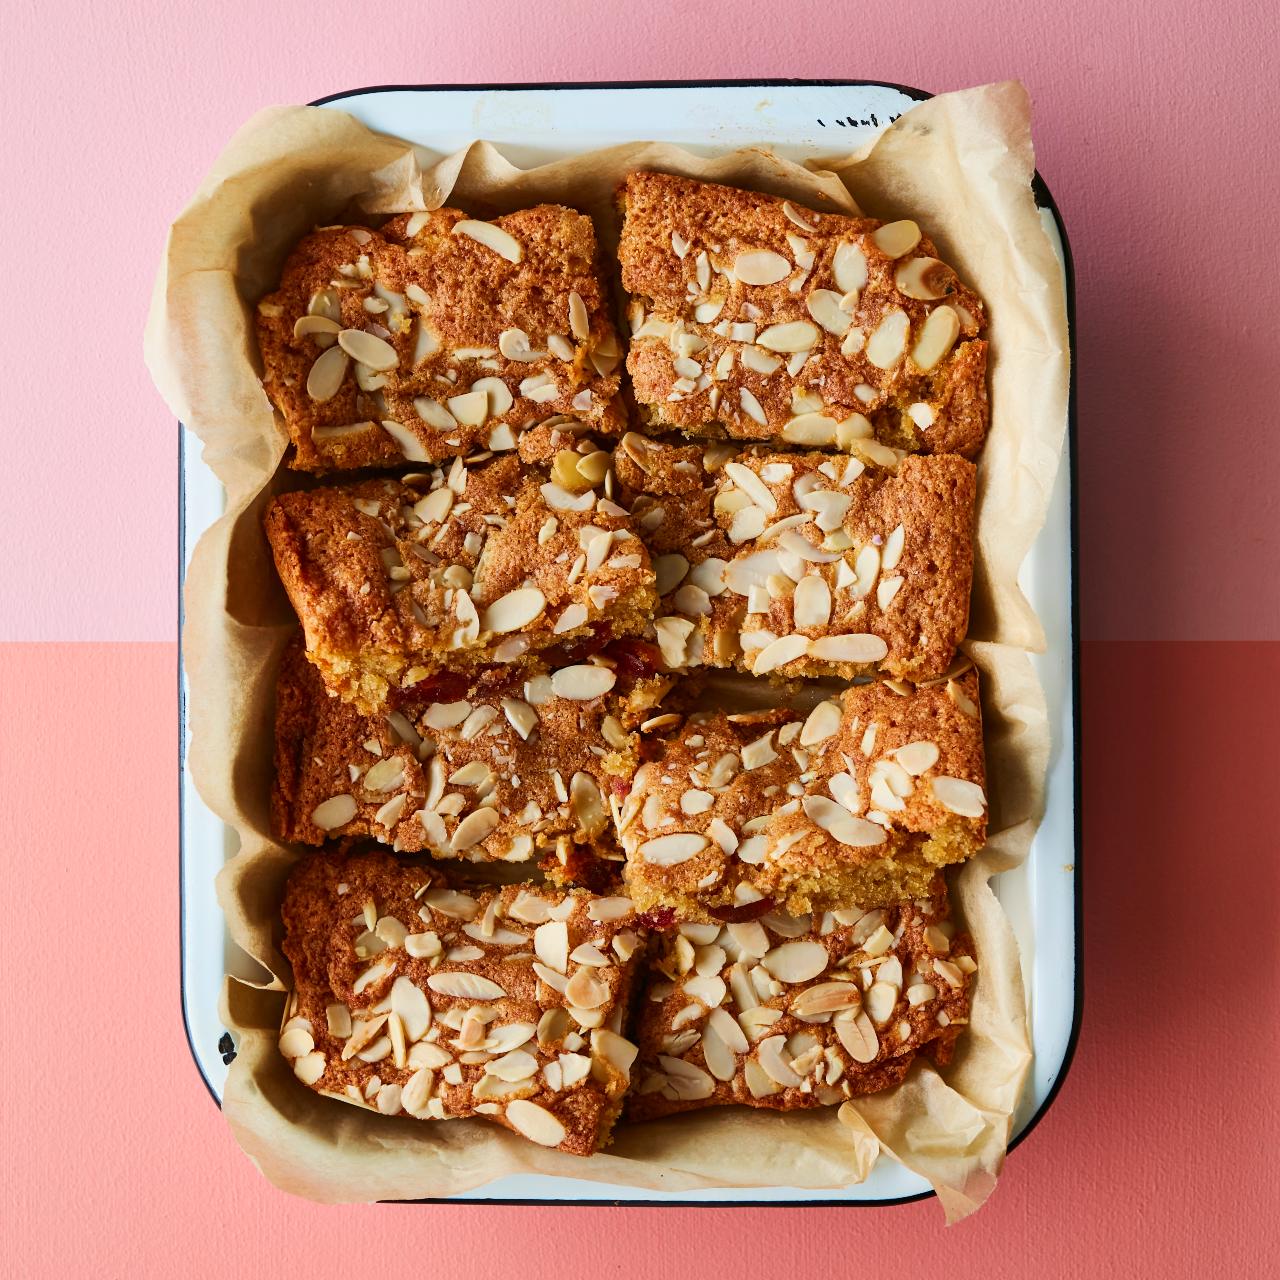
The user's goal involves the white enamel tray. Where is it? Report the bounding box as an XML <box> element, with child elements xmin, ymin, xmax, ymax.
<box><xmin>180</xmin><ymin>79</ymin><xmax>1079</xmax><ymax>1206</ymax></box>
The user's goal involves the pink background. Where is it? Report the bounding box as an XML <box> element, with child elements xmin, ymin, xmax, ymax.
<box><xmin>2</xmin><ymin>1</ymin><xmax>1277</xmax><ymax>1275</ymax></box>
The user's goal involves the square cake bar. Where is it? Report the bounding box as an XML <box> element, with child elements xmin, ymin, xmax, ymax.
<box><xmin>256</xmin><ymin>206</ymin><xmax>625</xmax><ymax>473</ymax></box>
<box><xmin>617</xmin><ymin>171</ymin><xmax>988</xmax><ymax>457</ymax></box>
<box><xmin>628</xmin><ymin>885</ymin><xmax>975</xmax><ymax>1122</ymax></box>
<box><xmin>278</xmin><ymin>851</ymin><xmax>647</xmax><ymax>1157</ymax></box>
<box><xmin>613</xmin><ymin>433</ymin><xmax>975</xmax><ymax>683</ymax></box>
<box><xmin>273</xmin><ymin>636</ymin><xmax>653</xmax><ymax>884</ymax></box>
<box><xmin>264</xmin><ymin>447</ymin><xmax>657</xmax><ymax>713</ymax></box>
<box><xmin>618</xmin><ymin>671</ymin><xmax>987</xmax><ymax>920</ymax></box>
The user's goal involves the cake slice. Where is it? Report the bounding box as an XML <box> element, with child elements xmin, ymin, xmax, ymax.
<box><xmin>264</xmin><ymin>450</ymin><xmax>657</xmax><ymax>713</ymax></box>
<box><xmin>273</xmin><ymin>636</ymin><xmax>660</xmax><ymax>884</ymax></box>
<box><xmin>617</xmin><ymin>171</ymin><xmax>988</xmax><ymax>457</ymax></box>
<box><xmin>618</xmin><ymin>672</ymin><xmax>987</xmax><ymax>921</ymax></box>
<box><xmin>628</xmin><ymin>883</ymin><xmax>975</xmax><ymax>1121</ymax></box>
<box><xmin>613</xmin><ymin>432</ymin><xmax>974</xmax><ymax>682</ymax></box>
<box><xmin>277</xmin><ymin>850</ymin><xmax>646</xmax><ymax>1156</ymax></box>
<box><xmin>256</xmin><ymin>206</ymin><xmax>625</xmax><ymax>473</ymax></box>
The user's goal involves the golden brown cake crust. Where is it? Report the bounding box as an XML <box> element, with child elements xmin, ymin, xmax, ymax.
<box><xmin>618</xmin><ymin>671</ymin><xmax>987</xmax><ymax>920</ymax></box>
<box><xmin>263</xmin><ymin>450</ymin><xmax>658</xmax><ymax>713</ymax></box>
<box><xmin>628</xmin><ymin>885</ymin><xmax>975</xmax><ymax>1121</ymax></box>
<box><xmin>614</xmin><ymin>433</ymin><xmax>975</xmax><ymax>682</ymax></box>
<box><xmin>256</xmin><ymin>207</ymin><xmax>625</xmax><ymax>473</ymax></box>
<box><xmin>272</xmin><ymin>637</ymin><xmax>638</xmax><ymax>881</ymax></box>
<box><xmin>617</xmin><ymin>171</ymin><xmax>988</xmax><ymax>457</ymax></box>
<box><xmin>277</xmin><ymin>850</ymin><xmax>647</xmax><ymax>1156</ymax></box>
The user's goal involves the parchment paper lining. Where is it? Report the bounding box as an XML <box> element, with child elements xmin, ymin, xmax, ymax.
<box><xmin>146</xmin><ymin>80</ymin><xmax>1069</xmax><ymax>1220</ymax></box>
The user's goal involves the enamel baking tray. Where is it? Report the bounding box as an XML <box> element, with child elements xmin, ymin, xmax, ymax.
<box><xmin>179</xmin><ymin>79</ymin><xmax>1080</xmax><ymax>1206</ymax></box>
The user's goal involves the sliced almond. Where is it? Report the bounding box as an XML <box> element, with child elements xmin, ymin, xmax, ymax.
<box><xmin>504</xmin><ymin>1098</ymin><xmax>566</xmax><ymax>1147</ymax></box>
<box><xmin>425</xmin><ymin>971</ymin><xmax>506</xmax><ymax>1000</ymax></box>
<box><xmin>807</xmin><ymin>289</ymin><xmax>852</xmax><ymax>336</ymax></box>
<box><xmin>481</xmin><ymin>587</ymin><xmax>546</xmax><ymax>634</ymax></box>
<box><xmin>551</xmin><ymin>665</ymin><xmax>616</xmax><ymax>701</ymax></box>
<box><xmin>739</xmin><ymin>387</ymin><xmax>768</xmax><ymax>426</ymax></box>
<box><xmin>734</xmin><ymin>249</ymin><xmax>791</xmax><ymax>285</ymax></box>
<box><xmin>453</xmin><ymin>219</ymin><xmax>522</xmax><ymax>263</ymax></box>
<box><xmin>792</xmin><ymin>575</ymin><xmax>832</xmax><ymax>629</ymax></box>
<box><xmin>447</xmin><ymin>389</ymin><xmax>489</xmax><ymax>426</ymax></box>
<box><xmin>751</xmin><ymin>633</ymin><xmax>809</xmax><ymax>675</ymax></box>
<box><xmin>450</xmin><ymin>807</ymin><xmax>500</xmax><ymax>852</ymax></box>
<box><xmin>835</xmin><ymin>1010</ymin><xmax>879</xmax><ymax>1062</ymax></box>
<box><xmin>310</xmin><ymin>794</ymin><xmax>357</xmax><ymax>830</ymax></box>
<box><xmin>638</xmin><ymin>832</ymin><xmax>708</xmax><ymax>866</ymax></box>
<box><xmin>808</xmin><ymin>633</ymin><xmax>888</xmax><ymax>665</ymax></box>
<box><xmin>895</xmin><ymin>256</ymin><xmax>954</xmax><ymax>301</ymax></box>
<box><xmin>781</xmin><ymin>413</ymin><xmax>839</xmax><ymax>447</ymax></box>
<box><xmin>832</xmin><ymin>240</ymin><xmax>868</xmax><ymax>294</ymax></box>
<box><xmin>930</xmin><ymin>775</ymin><xmax>987</xmax><ymax>817</ymax></box>
<box><xmin>870</xmin><ymin>220</ymin><xmax>921</xmax><ymax>258</ymax></box>
<box><xmin>757</xmin><ymin>1035</ymin><xmax>804</xmax><ymax>1086</ymax></box>
<box><xmin>894</xmin><ymin>741</ymin><xmax>940</xmax><ymax>776</ymax></box>
<box><xmin>802</xmin><ymin>795</ymin><xmax>887</xmax><ymax>848</ymax></box>
<box><xmin>910</xmin><ymin>306</ymin><xmax>961</xmax><ymax>372</ymax></box>
<box><xmin>757</xmin><ymin>321</ymin><xmax>819</xmax><ymax>353</ymax></box>
<box><xmin>305</xmin><ymin>346</ymin><xmax>349</xmax><ymax>401</ymax></box>
<box><xmin>761</xmin><ymin>941</ymin><xmax>828</xmax><ymax>984</ymax></box>
<box><xmin>380</xmin><ymin>420</ymin><xmax>429</xmax><ymax>462</ymax></box>
<box><xmin>865</xmin><ymin>310</ymin><xmax>910</xmax><ymax>370</ymax></box>
<box><xmin>337</xmin><ymin>329</ymin><xmax>398</xmax><ymax>371</ymax></box>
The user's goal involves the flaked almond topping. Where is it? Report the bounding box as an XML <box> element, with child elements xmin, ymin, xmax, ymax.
<box><xmin>422</xmin><ymin>889</ymin><xmax>479</xmax><ymax>919</ymax></box>
<box><xmin>791</xmin><ymin>981</ymin><xmax>862</xmax><ymax>1018</ymax></box>
<box><xmin>870</xmin><ymin>220</ymin><xmax>921</xmax><ymax>258</ymax></box>
<box><xmin>414</xmin><ymin>397</ymin><xmax>457</xmax><ymax>430</ymax></box>
<box><xmin>835</xmin><ymin>1009</ymin><xmax>879</xmax><ymax>1062</ymax></box>
<box><xmin>740</xmin><ymin>730</ymin><xmax>779</xmax><ymax>770</ymax></box>
<box><xmin>306</xmin><ymin>346</ymin><xmax>349</xmax><ymax>401</ymax></box>
<box><xmin>757</xmin><ymin>1035</ymin><xmax>804</xmax><ymax>1086</ymax></box>
<box><xmin>895</xmin><ymin>256</ymin><xmax>954</xmax><ymax>301</ymax></box>
<box><xmin>756</xmin><ymin>320</ymin><xmax>819</xmax><ymax>353</ymax></box>
<box><xmin>447</xmin><ymin>388</ymin><xmax>489</xmax><ymax>426</ymax></box>
<box><xmin>379</xmin><ymin>420</ymin><xmax>428</xmax><ymax>462</ymax></box>
<box><xmin>747</xmin><ymin>632</ymin><xmax>808</xmax><ymax>675</ymax></box>
<box><xmin>832</xmin><ymin>240</ymin><xmax>869</xmax><ymax>294</ymax></box>
<box><xmin>423</xmin><ymin>700</ymin><xmax>471</xmax><ymax>730</ymax></box>
<box><xmin>292</xmin><ymin>1051</ymin><xmax>327</xmax><ymax>1084</ymax></box>
<box><xmin>894</xmin><ymin>741</ymin><xmax>940</xmax><ymax>776</ymax></box>
<box><xmin>807</xmin><ymin>289</ymin><xmax>853</xmax><ymax>336</ymax></box>
<box><xmin>453</xmin><ymin>219</ymin><xmax>522</xmax><ymax>262</ymax></box>
<box><xmin>450</xmin><ymin>807</ymin><xmax>500</xmax><ymax>851</ymax></box>
<box><xmin>808</xmin><ymin>633</ymin><xmax>888</xmax><ymax>665</ymax></box>
<box><xmin>498</xmin><ymin>327</ymin><xmax>542</xmax><ymax>362</ymax></box>
<box><xmin>739</xmin><ymin>387</ymin><xmax>768</xmax><ymax>426</ymax></box>
<box><xmin>638</xmin><ymin>832</ymin><xmax>708</xmax><ymax>866</ymax></box>
<box><xmin>337</xmin><ymin>328</ymin><xmax>398</xmax><ymax>371</ymax></box>
<box><xmin>865</xmin><ymin>309</ymin><xmax>910</xmax><ymax>369</ymax></box>
<box><xmin>504</xmin><ymin>1098</ymin><xmax>566</xmax><ymax>1147</ymax></box>
<box><xmin>910</xmin><ymin>305</ymin><xmax>961</xmax><ymax>372</ymax></box>
<box><xmin>311</xmin><ymin>794</ymin><xmax>357</xmax><ymax>830</ymax></box>
<box><xmin>781</xmin><ymin>413</ymin><xmax>839</xmax><ymax>447</ymax></box>
<box><xmin>551</xmin><ymin>665</ymin><xmax>616</xmax><ymax>701</ymax></box>
<box><xmin>802</xmin><ymin>795</ymin><xmax>887</xmax><ymax>848</ymax></box>
<box><xmin>947</xmin><ymin>678</ymin><xmax>981</xmax><ymax>719</ymax></box>
<box><xmin>426</xmin><ymin>971</ymin><xmax>506</xmax><ymax>1000</ymax></box>
<box><xmin>734</xmin><ymin>249</ymin><xmax>791</xmax><ymax>286</ymax></box>
<box><xmin>865</xmin><ymin>981</ymin><xmax>899</xmax><ymax>1025</ymax></box>
<box><xmin>472</xmin><ymin>376</ymin><xmax>513</xmax><ymax>416</ymax></box>
<box><xmin>930</xmin><ymin>775</ymin><xmax>987</xmax><ymax>817</ymax></box>
<box><xmin>799</xmin><ymin>699</ymin><xmax>842</xmax><ymax>746</ymax></box>
<box><xmin>792</xmin><ymin>575</ymin><xmax>832</xmax><ymax>629</ymax></box>
<box><xmin>481</xmin><ymin>586</ymin><xmax>546</xmax><ymax>634</ymax></box>
<box><xmin>761</xmin><ymin>940</ymin><xmax>829</xmax><ymax>984</ymax></box>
